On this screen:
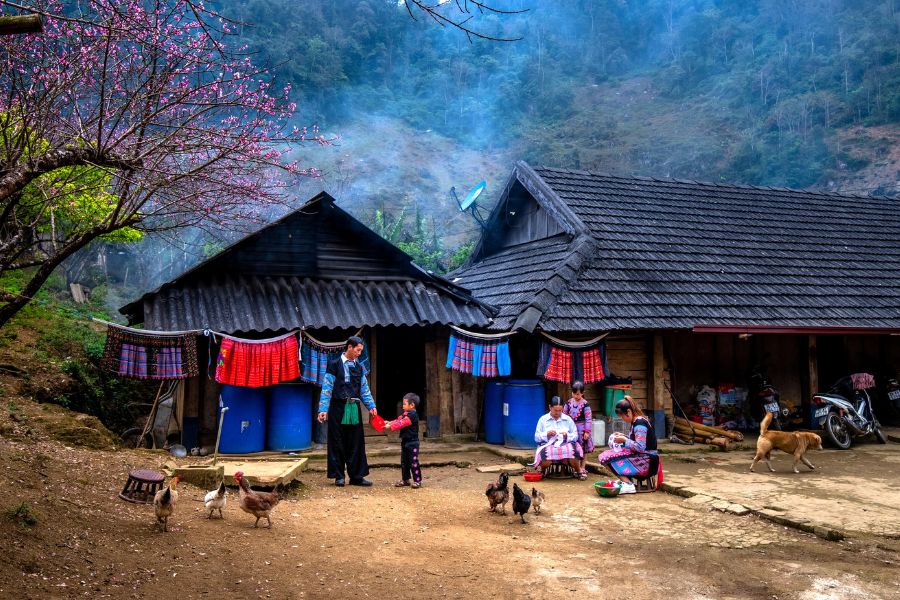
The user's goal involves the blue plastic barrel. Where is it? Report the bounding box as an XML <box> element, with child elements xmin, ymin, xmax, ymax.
<box><xmin>218</xmin><ymin>385</ymin><xmax>266</xmax><ymax>454</ymax></box>
<box><xmin>267</xmin><ymin>383</ymin><xmax>313</xmax><ymax>451</ymax></box>
<box><xmin>503</xmin><ymin>379</ymin><xmax>546</xmax><ymax>449</ymax></box>
<box><xmin>483</xmin><ymin>381</ymin><xmax>506</xmax><ymax>445</ymax></box>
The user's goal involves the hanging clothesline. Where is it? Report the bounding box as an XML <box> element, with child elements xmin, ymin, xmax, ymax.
<box><xmin>539</xmin><ymin>330</ymin><xmax>609</xmax><ymax>349</ymax></box>
<box><xmin>449</xmin><ymin>325</ymin><xmax>516</xmax><ymax>341</ymax></box>
<box><xmin>303</xmin><ymin>328</ymin><xmax>365</xmax><ymax>348</ymax></box>
<box><xmin>204</xmin><ymin>329</ymin><xmax>300</xmax><ymax>344</ymax></box>
<box><xmin>90</xmin><ymin>317</ymin><xmax>201</xmax><ymax>337</ymax></box>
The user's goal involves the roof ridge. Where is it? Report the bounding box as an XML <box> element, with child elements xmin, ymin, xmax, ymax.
<box><xmin>511</xmin><ymin>234</ymin><xmax>597</xmax><ymax>332</ymax></box>
<box><xmin>530</xmin><ymin>165</ymin><xmax>879</xmax><ymax>200</ymax></box>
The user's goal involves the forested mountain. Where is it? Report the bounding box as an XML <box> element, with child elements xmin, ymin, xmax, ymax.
<box><xmin>227</xmin><ymin>0</ymin><xmax>900</xmax><ymax>194</ymax></box>
<box><xmin>55</xmin><ymin>0</ymin><xmax>900</xmax><ymax>294</ymax></box>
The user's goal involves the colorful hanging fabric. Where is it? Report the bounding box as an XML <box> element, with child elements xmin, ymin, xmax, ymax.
<box><xmin>299</xmin><ymin>331</ymin><xmax>369</xmax><ymax>387</ymax></box>
<box><xmin>537</xmin><ymin>337</ymin><xmax>609</xmax><ymax>385</ymax></box>
<box><xmin>446</xmin><ymin>332</ymin><xmax>511</xmax><ymax>378</ymax></box>
<box><xmin>101</xmin><ymin>325</ymin><xmax>199</xmax><ymax>380</ymax></box>
<box><xmin>581</xmin><ymin>346</ymin><xmax>606</xmax><ymax>383</ymax></box>
<box><xmin>215</xmin><ymin>332</ymin><xmax>300</xmax><ymax>388</ymax></box>
<box><xmin>544</xmin><ymin>347</ymin><xmax>573</xmax><ymax>383</ymax></box>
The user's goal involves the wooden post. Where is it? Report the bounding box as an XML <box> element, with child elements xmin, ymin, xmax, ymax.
<box><xmin>424</xmin><ymin>340</ymin><xmax>441</xmax><ymax>437</ymax></box>
<box><xmin>437</xmin><ymin>337</ymin><xmax>454</xmax><ymax>435</ymax></box>
<box><xmin>650</xmin><ymin>334</ymin><xmax>666</xmax><ymax>412</ymax></box>
<box><xmin>367</xmin><ymin>327</ymin><xmax>377</xmax><ymax>406</ymax></box>
<box><xmin>808</xmin><ymin>334</ymin><xmax>818</xmax><ymax>402</ymax></box>
<box><xmin>0</xmin><ymin>14</ymin><xmax>43</xmax><ymax>36</ymax></box>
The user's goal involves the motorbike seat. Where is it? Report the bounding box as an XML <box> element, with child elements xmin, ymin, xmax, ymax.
<box><xmin>817</xmin><ymin>393</ymin><xmax>850</xmax><ymax>404</ymax></box>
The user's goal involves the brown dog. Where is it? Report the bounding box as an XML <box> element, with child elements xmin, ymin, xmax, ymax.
<box><xmin>750</xmin><ymin>413</ymin><xmax>823</xmax><ymax>473</ymax></box>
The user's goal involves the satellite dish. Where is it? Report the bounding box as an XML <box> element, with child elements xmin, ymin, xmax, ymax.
<box><xmin>450</xmin><ymin>180</ymin><xmax>488</xmax><ymax>228</ymax></box>
<box><xmin>460</xmin><ymin>181</ymin><xmax>486</xmax><ymax>211</ymax></box>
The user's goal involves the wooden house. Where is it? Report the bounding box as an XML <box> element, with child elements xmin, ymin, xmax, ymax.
<box><xmin>119</xmin><ymin>192</ymin><xmax>494</xmax><ymax>448</ymax></box>
<box><xmin>449</xmin><ymin>161</ymin><xmax>900</xmax><ymax>429</ymax></box>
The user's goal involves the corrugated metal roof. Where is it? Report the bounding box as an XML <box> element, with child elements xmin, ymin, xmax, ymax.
<box><xmin>142</xmin><ymin>275</ymin><xmax>490</xmax><ymax>332</ymax></box>
<box><xmin>457</xmin><ymin>162</ymin><xmax>900</xmax><ymax>332</ymax></box>
<box><xmin>121</xmin><ymin>192</ymin><xmax>494</xmax><ymax>333</ymax></box>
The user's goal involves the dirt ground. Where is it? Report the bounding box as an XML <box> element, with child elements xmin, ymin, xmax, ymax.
<box><xmin>2</xmin><ymin>397</ymin><xmax>900</xmax><ymax>600</ymax></box>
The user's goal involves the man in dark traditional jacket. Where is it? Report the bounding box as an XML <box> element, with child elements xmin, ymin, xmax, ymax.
<box><xmin>317</xmin><ymin>336</ymin><xmax>378</xmax><ymax>486</ymax></box>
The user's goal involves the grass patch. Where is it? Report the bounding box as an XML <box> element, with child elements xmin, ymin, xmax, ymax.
<box><xmin>5</xmin><ymin>502</ymin><xmax>38</xmax><ymax>527</ymax></box>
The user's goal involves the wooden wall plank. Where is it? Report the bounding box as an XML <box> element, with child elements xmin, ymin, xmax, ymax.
<box><xmin>424</xmin><ymin>340</ymin><xmax>441</xmax><ymax>437</ymax></box>
<box><xmin>437</xmin><ymin>338</ymin><xmax>454</xmax><ymax>435</ymax></box>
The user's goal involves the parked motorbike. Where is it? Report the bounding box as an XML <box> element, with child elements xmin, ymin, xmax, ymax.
<box><xmin>812</xmin><ymin>375</ymin><xmax>887</xmax><ymax>449</ymax></box>
<box><xmin>750</xmin><ymin>369</ymin><xmax>800</xmax><ymax>430</ymax></box>
<box><xmin>888</xmin><ymin>378</ymin><xmax>900</xmax><ymax>414</ymax></box>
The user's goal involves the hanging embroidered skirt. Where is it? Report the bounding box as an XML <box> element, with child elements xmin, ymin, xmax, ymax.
<box><xmin>215</xmin><ymin>334</ymin><xmax>300</xmax><ymax>388</ymax></box>
<box><xmin>543</xmin><ymin>347</ymin><xmax>573</xmax><ymax>383</ymax></box>
<box><xmin>581</xmin><ymin>347</ymin><xmax>606</xmax><ymax>383</ymax></box>
<box><xmin>101</xmin><ymin>327</ymin><xmax>199</xmax><ymax>380</ymax></box>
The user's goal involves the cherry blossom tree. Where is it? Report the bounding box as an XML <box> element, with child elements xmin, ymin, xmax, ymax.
<box><xmin>0</xmin><ymin>0</ymin><xmax>325</xmax><ymax>327</ymax></box>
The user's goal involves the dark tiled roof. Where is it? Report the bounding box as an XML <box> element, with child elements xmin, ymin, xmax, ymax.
<box><xmin>450</xmin><ymin>236</ymin><xmax>578</xmax><ymax>330</ymax></box>
<box><xmin>462</xmin><ymin>162</ymin><xmax>900</xmax><ymax>331</ymax></box>
<box><xmin>142</xmin><ymin>275</ymin><xmax>489</xmax><ymax>333</ymax></box>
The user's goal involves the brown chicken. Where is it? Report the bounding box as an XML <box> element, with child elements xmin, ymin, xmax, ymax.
<box><xmin>234</xmin><ymin>471</ymin><xmax>284</xmax><ymax>528</ymax></box>
<box><xmin>484</xmin><ymin>471</ymin><xmax>509</xmax><ymax>515</ymax></box>
<box><xmin>153</xmin><ymin>475</ymin><xmax>182</xmax><ymax>532</ymax></box>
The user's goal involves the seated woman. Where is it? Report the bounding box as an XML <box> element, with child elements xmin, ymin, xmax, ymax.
<box><xmin>599</xmin><ymin>395</ymin><xmax>658</xmax><ymax>492</ymax></box>
<box><xmin>533</xmin><ymin>396</ymin><xmax>586</xmax><ymax>480</ymax></box>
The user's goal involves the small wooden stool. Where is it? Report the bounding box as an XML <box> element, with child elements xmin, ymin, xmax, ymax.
<box><xmin>119</xmin><ymin>469</ymin><xmax>165</xmax><ymax>504</ymax></box>
<box><xmin>542</xmin><ymin>462</ymin><xmax>576</xmax><ymax>479</ymax></box>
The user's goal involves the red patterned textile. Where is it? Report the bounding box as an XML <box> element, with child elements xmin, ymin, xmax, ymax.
<box><xmin>543</xmin><ymin>347</ymin><xmax>572</xmax><ymax>383</ymax></box>
<box><xmin>215</xmin><ymin>334</ymin><xmax>300</xmax><ymax>388</ymax></box>
<box><xmin>581</xmin><ymin>348</ymin><xmax>605</xmax><ymax>383</ymax></box>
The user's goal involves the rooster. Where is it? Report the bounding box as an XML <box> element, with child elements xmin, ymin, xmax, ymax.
<box><xmin>531</xmin><ymin>487</ymin><xmax>545</xmax><ymax>515</ymax></box>
<box><xmin>485</xmin><ymin>471</ymin><xmax>509</xmax><ymax>515</ymax></box>
<box><xmin>204</xmin><ymin>481</ymin><xmax>227</xmax><ymax>519</ymax></box>
<box><xmin>153</xmin><ymin>475</ymin><xmax>182</xmax><ymax>532</ymax></box>
<box><xmin>512</xmin><ymin>483</ymin><xmax>531</xmax><ymax>524</ymax></box>
<box><xmin>234</xmin><ymin>471</ymin><xmax>284</xmax><ymax>528</ymax></box>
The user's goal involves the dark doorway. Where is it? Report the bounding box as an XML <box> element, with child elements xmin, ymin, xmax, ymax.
<box><xmin>374</xmin><ymin>326</ymin><xmax>426</xmax><ymax>420</ymax></box>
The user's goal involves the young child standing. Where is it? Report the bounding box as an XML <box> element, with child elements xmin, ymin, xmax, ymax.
<box><xmin>564</xmin><ymin>381</ymin><xmax>594</xmax><ymax>478</ymax></box>
<box><xmin>385</xmin><ymin>393</ymin><xmax>422</xmax><ymax>489</ymax></box>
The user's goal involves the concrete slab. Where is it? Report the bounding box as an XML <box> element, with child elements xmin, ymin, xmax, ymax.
<box><xmin>475</xmin><ymin>463</ymin><xmax>526</xmax><ymax>474</ymax></box>
<box><xmin>662</xmin><ymin>442</ymin><xmax>900</xmax><ymax>541</ymax></box>
<box><xmin>171</xmin><ymin>457</ymin><xmax>307</xmax><ymax>488</ymax></box>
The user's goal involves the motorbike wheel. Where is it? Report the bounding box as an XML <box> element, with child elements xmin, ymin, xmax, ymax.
<box><xmin>824</xmin><ymin>412</ymin><xmax>852</xmax><ymax>449</ymax></box>
<box><xmin>120</xmin><ymin>427</ymin><xmax>153</xmax><ymax>449</ymax></box>
<box><xmin>873</xmin><ymin>421</ymin><xmax>888</xmax><ymax>445</ymax></box>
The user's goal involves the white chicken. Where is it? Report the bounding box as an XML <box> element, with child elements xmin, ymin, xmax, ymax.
<box><xmin>204</xmin><ymin>481</ymin><xmax>227</xmax><ymax>519</ymax></box>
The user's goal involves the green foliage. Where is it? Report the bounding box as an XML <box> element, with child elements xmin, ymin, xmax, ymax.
<box><xmin>231</xmin><ymin>0</ymin><xmax>900</xmax><ymax>188</ymax></box>
<box><xmin>21</xmin><ymin>165</ymin><xmax>142</xmax><ymax>244</ymax></box>
<box><xmin>368</xmin><ymin>203</ymin><xmax>472</xmax><ymax>274</ymax></box>
<box><xmin>46</xmin><ymin>326</ymin><xmax>152</xmax><ymax>434</ymax></box>
<box><xmin>446</xmin><ymin>241</ymin><xmax>475</xmax><ymax>272</ymax></box>
<box><xmin>5</xmin><ymin>502</ymin><xmax>38</xmax><ymax>527</ymax></box>
<box><xmin>3</xmin><ymin>282</ymin><xmax>157</xmax><ymax>434</ymax></box>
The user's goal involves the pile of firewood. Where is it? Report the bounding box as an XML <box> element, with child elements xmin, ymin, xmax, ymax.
<box><xmin>672</xmin><ymin>417</ymin><xmax>744</xmax><ymax>450</ymax></box>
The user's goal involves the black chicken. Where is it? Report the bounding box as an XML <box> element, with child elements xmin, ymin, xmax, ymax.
<box><xmin>485</xmin><ymin>471</ymin><xmax>509</xmax><ymax>515</ymax></box>
<box><xmin>512</xmin><ymin>483</ymin><xmax>531</xmax><ymax>524</ymax></box>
